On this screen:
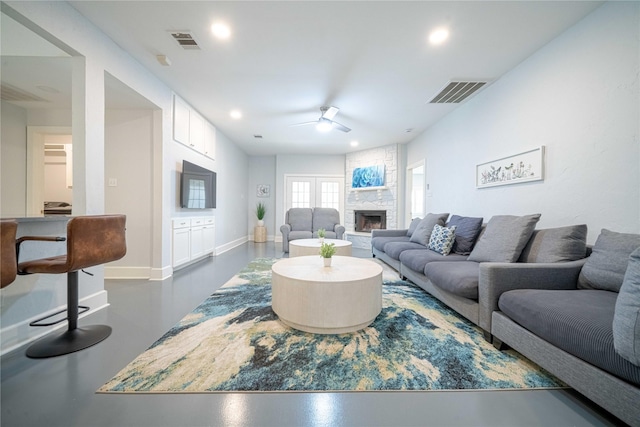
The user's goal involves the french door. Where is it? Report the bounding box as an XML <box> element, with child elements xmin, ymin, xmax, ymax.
<box><xmin>285</xmin><ymin>175</ymin><xmax>344</xmax><ymax>214</ymax></box>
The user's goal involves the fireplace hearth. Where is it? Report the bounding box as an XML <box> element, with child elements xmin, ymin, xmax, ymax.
<box><xmin>354</xmin><ymin>210</ymin><xmax>387</xmax><ymax>233</ymax></box>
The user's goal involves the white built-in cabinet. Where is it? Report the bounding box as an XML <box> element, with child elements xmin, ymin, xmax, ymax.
<box><xmin>172</xmin><ymin>94</ymin><xmax>216</xmax><ymax>160</ymax></box>
<box><xmin>172</xmin><ymin>217</ymin><xmax>215</xmax><ymax>269</ymax></box>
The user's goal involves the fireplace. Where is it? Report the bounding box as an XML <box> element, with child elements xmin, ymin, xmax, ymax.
<box><xmin>354</xmin><ymin>210</ymin><xmax>387</xmax><ymax>233</ymax></box>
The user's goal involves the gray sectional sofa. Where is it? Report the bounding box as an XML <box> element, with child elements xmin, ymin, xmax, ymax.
<box><xmin>373</xmin><ymin>213</ymin><xmax>640</xmax><ymax>426</ymax></box>
<box><xmin>492</xmin><ymin>230</ymin><xmax>640</xmax><ymax>426</ymax></box>
<box><xmin>372</xmin><ymin>213</ymin><xmax>589</xmax><ymax>340</ymax></box>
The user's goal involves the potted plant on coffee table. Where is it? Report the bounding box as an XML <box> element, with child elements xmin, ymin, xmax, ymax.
<box><xmin>317</xmin><ymin>228</ymin><xmax>326</xmax><ymax>243</ymax></box>
<box><xmin>320</xmin><ymin>242</ymin><xmax>336</xmax><ymax>267</ymax></box>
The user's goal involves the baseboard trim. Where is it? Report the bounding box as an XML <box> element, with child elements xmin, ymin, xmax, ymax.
<box><xmin>149</xmin><ymin>265</ymin><xmax>172</xmax><ymax>281</ymax></box>
<box><xmin>0</xmin><ymin>290</ymin><xmax>109</xmax><ymax>356</ymax></box>
<box><xmin>104</xmin><ymin>266</ymin><xmax>150</xmax><ymax>280</ymax></box>
<box><xmin>216</xmin><ymin>236</ymin><xmax>247</xmax><ymax>255</ymax></box>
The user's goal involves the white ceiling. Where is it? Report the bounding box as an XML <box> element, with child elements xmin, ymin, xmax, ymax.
<box><xmin>3</xmin><ymin>1</ymin><xmax>602</xmax><ymax>156</ymax></box>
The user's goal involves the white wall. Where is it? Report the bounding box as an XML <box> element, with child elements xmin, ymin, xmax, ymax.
<box><xmin>105</xmin><ymin>109</ymin><xmax>153</xmax><ymax>276</ymax></box>
<box><xmin>0</xmin><ymin>101</ymin><xmax>27</xmax><ymax>217</ymax></box>
<box><xmin>216</xmin><ymin>131</ymin><xmax>250</xmax><ymax>250</ymax></box>
<box><xmin>406</xmin><ymin>2</ymin><xmax>640</xmax><ymax>243</ymax></box>
<box><xmin>248</xmin><ymin>156</ymin><xmax>276</xmax><ymax>240</ymax></box>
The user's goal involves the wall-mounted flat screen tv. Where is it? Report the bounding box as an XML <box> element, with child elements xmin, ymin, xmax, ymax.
<box><xmin>180</xmin><ymin>160</ymin><xmax>216</xmax><ymax>209</ymax></box>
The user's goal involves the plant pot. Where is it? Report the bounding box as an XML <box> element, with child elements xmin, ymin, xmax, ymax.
<box><xmin>257</xmin><ymin>219</ymin><xmax>264</xmax><ymax>227</ymax></box>
<box><xmin>323</xmin><ymin>257</ymin><xmax>332</xmax><ymax>267</ymax></box>
<box><xmin>319</xmin><ymin>237</ymin><xmax>324</xmax><ymax>244</ymax></box>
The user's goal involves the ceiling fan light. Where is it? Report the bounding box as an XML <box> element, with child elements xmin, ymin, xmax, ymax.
<box><xmin>316</xmin><ymin>120</ymin><xmax>332</xmax><ymax>132</ymax></box>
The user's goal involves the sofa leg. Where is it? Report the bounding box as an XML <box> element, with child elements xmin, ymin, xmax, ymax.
<box><xmin>492</xmin><ymin>337</ymin><xmax>509</xmax><ymax>351</ymax></box>
<box><xmin>482</xmin><ymin>330</ymin><xmax>493</xmax><ymax>343</ymax></box>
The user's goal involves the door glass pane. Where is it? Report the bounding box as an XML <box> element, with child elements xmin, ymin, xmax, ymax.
<box><xmin>291</xmin><ymin>181</ymin><xmax>310</xmax><ymax>208</ymax></box>
<box><xmin>320</xmin><ymin>181</ymin><xmax>339</xmax><ymax>209</ymax></box>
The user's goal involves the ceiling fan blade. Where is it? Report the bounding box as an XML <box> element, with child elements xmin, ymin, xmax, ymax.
<box><xmin>289</xmin><ymin>121</ymin><xmax>318</xmax><ymax>127</ymax></box>
<box><xmin>331</xmin><ymin>121</ymin><xmax>351</xmax><ymax>133</ymax></box>
<box><xmin>322</xmin><ymin>106</ymin><xmax>339</xmax><ymax>121</ymax></box>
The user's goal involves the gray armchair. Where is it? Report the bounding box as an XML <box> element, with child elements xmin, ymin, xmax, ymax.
<box><xmin>280</xmin><ymin>208</ymin><xmax>345</xmax><ymax>253</ymax></box>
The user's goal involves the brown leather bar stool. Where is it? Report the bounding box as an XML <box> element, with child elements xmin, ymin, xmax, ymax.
<box><xmin>1</xmin><ymin>219</ymin><xmax>18</xmax><ymax>288</ymax></box>
<box><xmin>17</xmin><ymin>215</ymin><xmax>126</xmax><ymax>358</ymax></box>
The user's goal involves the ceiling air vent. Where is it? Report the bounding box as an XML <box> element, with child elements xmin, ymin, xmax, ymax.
<box><xmin>428</xmin><ymin>81</ymin><xmax>487</xmax><ymax>104</ymax></box>
<box><xmin>1</xmin><ymin>83</ymin><xmax>47</xmax><ymax>102</ymax></box>
<box><xmin>169</xmin><ymin>31</ymin><xmax>200</xmax><ymax>50</ymax></box>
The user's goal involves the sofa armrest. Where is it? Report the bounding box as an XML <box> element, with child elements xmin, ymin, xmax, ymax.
<box><xmin>478</xmin><ymin>258</ymin><xmax>587</xmax><ymax>334</ymax></box>
<box><xmin>334</xmin><ymin>224</ymin><xmax>345</xmax><ymax>239</ymax></box>
<box><xmin>280</xmin><ymin>224</ymin><xmax>291</xmax><ymax>234</ymax></box>
<box><xmin>371</xmin><ymin>229</ymin><xmax>408</xmax><ymax>238</ymax></box>
<box><xmin>280</xmin><ymin>224</ymin><xmax>292</xmax><ymax>252</ymax></box>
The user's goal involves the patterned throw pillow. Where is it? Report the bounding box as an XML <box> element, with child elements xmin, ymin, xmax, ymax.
<box><xmin>428</xmin><ymin>224</ymin><xmax>457</xmax><ymax>256</ymax></box>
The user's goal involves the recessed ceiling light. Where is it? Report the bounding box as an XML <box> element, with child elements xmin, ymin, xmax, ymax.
<box><xmin>230</xmin><ymin>109</ymin><xmax>242</xmax><ymax>119</ymax></box>
<box><xmin>211</xmin><ymin>22</ymin><xmax>231</xmax><ymax>40</ymax></box>
<box><xmin>428</xmin><ymin>28</ymin><xmax>449</xmax><ymax>45</ymax></box>
<box><xmin>350</xmin><ymin>140</ymin><xmax>359</xmax><ymax>147</ymax></box>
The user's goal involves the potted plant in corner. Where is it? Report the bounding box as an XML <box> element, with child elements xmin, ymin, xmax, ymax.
<box><xmin>317</xmin><ymin>228</ymin><xmax>326</xmax><ymax>243</ymax></box>
<box><xmin>255</xmin><ymin>202</ymin><xmax>266</xmax><ymax>227</ymax></box>
<box><xmin>320</xmin><ymin>242</ymin><xmax>336</xmax><ymax>267</ymax></box>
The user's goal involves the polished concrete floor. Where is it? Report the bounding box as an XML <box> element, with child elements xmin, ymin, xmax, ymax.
<box><xmin>1</xmin><ymin>242</ymin><xmax>622</xmax><ymax>427</ymax></box>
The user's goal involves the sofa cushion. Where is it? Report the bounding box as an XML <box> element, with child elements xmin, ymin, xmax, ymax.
<box><xmin>467</xmin><ymin>214</ymin><xmax>541</xmax><ymax>263</ymax></box>
<box><xmin>578</xmin><ymin>229</ymin><xmax>640</xmax><ymax>292</ymax></box>
<box><xmin>312</xmin><ymin>208</ymin><xmax>340</xmax><ymax>232</ymax></box>
<box><xmin>499</xmin><ymin>289</ymin><xmax>640</xmax><ymax>387</ymax></box>
<box><xmin>383</xmin><ymin>241</ymin><xmax>429</xmax><ymax>261</ymax></box>
<box><xmin>446</xmin><ymin>215</ymin><xmax>483</xmax><ymax>255</ymax></box>
<box><xmin>399</xmin><ymin>249</ymin><xmax>468</xmax><ymax>273</ymax></box>
<box><xmin>428</xmin><ymin>224</ymin><xmax>457</xmax><ymax>256</ymax></box>
<box><xmin>409</xmin><ymin>213</ymin><xmax>449</xmax><ymax>246</ymax></box>
<box><xmin>613</xmin><ymin>247</ymin><xmax>640</xmax><ymax>366</ymax></box>
<box><xmin>372</xmin><ymin>235</ymin><xmax>411</xmax><ymax>252</ymax></box>
<box><xmin>424</xmin><ymin>261</ymin><xmax>480</xmax><ymax>300</ymax></box>
<box><xmin>288</xmin><ymin>230</ymin><xmax>312</xmax><ymax>241</ymax></box>
<box><xmin>406</xmin><ymin>217</ymin><xmax>422</xmax><ymax>237</ymax></box>
<box><xmin>288</xmin><ymin>208</ymin><xmax>313</xmax><ymax>232</ymax></box>
<box><xmin>518</xmin><ymin>224</ymin><xmax>588</xmax><ymax>263</ymax></box>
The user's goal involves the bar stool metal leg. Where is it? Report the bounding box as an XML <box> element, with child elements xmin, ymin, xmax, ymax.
<box><xmin>26</xmin><ymin>271</ymin><xmax>112</xmax><ymax>358</ymax></box>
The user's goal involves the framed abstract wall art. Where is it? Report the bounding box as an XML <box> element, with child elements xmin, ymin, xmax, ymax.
<box><xmin>352</xmin><ymin>165</ymin><xmax>385</xmax><ymax>189</ymax></box>
<box><xmin>256</xmin><ymin>184</ymin><xmax>270</xmax><ymax>198</ymax></box>
<box><xmin>476</xmin><ymin>146</ymin><xmax>545</xmax><ymax>188</ymax></box>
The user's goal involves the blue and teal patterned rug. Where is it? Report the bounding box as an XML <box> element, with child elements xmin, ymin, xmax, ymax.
<box><xmin>99</xmin><ymin>258</ymin><xmax>563</xmax><ymax>393</ymax></box>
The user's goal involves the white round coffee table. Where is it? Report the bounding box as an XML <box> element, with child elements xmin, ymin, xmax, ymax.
<box><xmin>289</xmin><ymin>238</ymin><xmax>352</xmax><ymax>257</ymax></box>
<box><xmin>271</xmin><ymin>255</ymin><xmax>383</xmax><ymax>334</ymax></box>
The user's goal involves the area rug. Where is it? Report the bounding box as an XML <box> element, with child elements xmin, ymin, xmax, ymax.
<box><xmin>99</xmin><ymin>258</ymin><xmax>563</xmax><ymax>393</ymax></box>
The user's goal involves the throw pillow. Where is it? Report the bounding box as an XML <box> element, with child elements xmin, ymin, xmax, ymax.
<box><xmin>518</xmin><ymin>224</ymin><xmax>588</xmax><ymax>263</ymax></box>
<box><xmin>446</xmin><ymin>215</ymin><xmax>483</xmax><ymax>255</ymax></box>
<box><xmin>578</xmin><ymin>229</ymin><xmax>640</xmax><ymax>292</ymax></box>
<box><xmin>406</xmin><ymin>217</ymin><xmax>422</xmax><ymax>237</ymax></box>
<box><xmin>467</xmin><ymin>214</ymin><xmax>541</xmax><ymax>263</ymax></box>
<box><xmin>428</xmin><ymin>224</ymin><xmax>457</xmax><ymax>256</ymax></box>
<box><xmin>409</xmin><ymin>213</ymin><xmax>449</xmax><ymax>246</ymax></box>
<box><xmin>613</xmin><ymin>247</ymin><xmax>640</xmax><ymax>366</ymax></box>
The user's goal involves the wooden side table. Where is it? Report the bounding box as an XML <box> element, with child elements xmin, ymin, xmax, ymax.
<box><xmin>254</xmin><ymin>226</ymin><xmax>267</xmax><ymax>243</ymax></box>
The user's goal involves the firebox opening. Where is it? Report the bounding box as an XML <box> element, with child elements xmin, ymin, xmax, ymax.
<box><xmin>354</xmin><ymin>210</ymin><xmax>387</xmax><ymax>233</ymax></box>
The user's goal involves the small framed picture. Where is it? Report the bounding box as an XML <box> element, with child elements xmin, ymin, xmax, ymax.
<box><xmin>257</xmin><ymin>184</ymin><xmax>270</xmax><ymax>198</ymax></box>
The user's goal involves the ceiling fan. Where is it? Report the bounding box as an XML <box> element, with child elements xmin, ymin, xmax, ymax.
<box><xmin>291</xmin><ymin>106</ymin><xmax>351</xmax><ymax>133</ymax></box>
